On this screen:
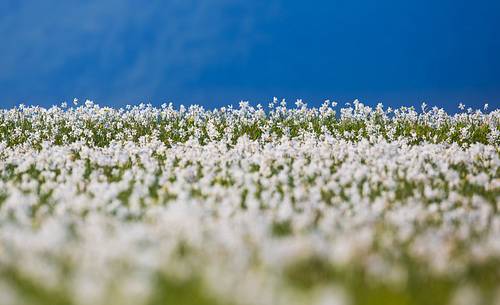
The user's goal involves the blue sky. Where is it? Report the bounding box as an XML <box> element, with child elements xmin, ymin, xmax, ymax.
<box><xmin>0</xmin><ymin>0</ymin><xmax>499</xmax><ymax>111</ymax></box>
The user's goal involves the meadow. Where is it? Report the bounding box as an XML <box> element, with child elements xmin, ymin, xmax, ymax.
<box><xmin>0</xmin><ymin>99</ymin><xmax>499</xmax><ymax>305</ymax></box>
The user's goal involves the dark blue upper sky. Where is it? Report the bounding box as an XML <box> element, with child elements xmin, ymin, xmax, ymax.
<box><xmin>1</xmin><ymin>0</ymin><xmax>499</xmax><ymax>111</ymax></box>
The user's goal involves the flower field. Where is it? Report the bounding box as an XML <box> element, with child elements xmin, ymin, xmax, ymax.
<box><xmin>0</xmin><ymin>99</ymin><xmax>499</xmax><ymax>305</ymax></box>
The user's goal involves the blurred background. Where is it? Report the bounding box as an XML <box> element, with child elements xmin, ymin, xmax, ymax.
<box><xmin>0</xmin><ymin>0</ymin><xmax>499</xmax><ymax>111</ymax></box>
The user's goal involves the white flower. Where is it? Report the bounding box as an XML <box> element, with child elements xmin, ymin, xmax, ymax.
<box><xmin>0</xmin><ymin>100</ymin><xmax>498</xmax><ymax>305</ymax></box>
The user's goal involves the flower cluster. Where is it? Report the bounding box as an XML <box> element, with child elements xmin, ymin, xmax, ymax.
<box><xmin>0</xmin><ymin>100</ymin><xmax>499</xmax><ymax>305</ymax></box>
